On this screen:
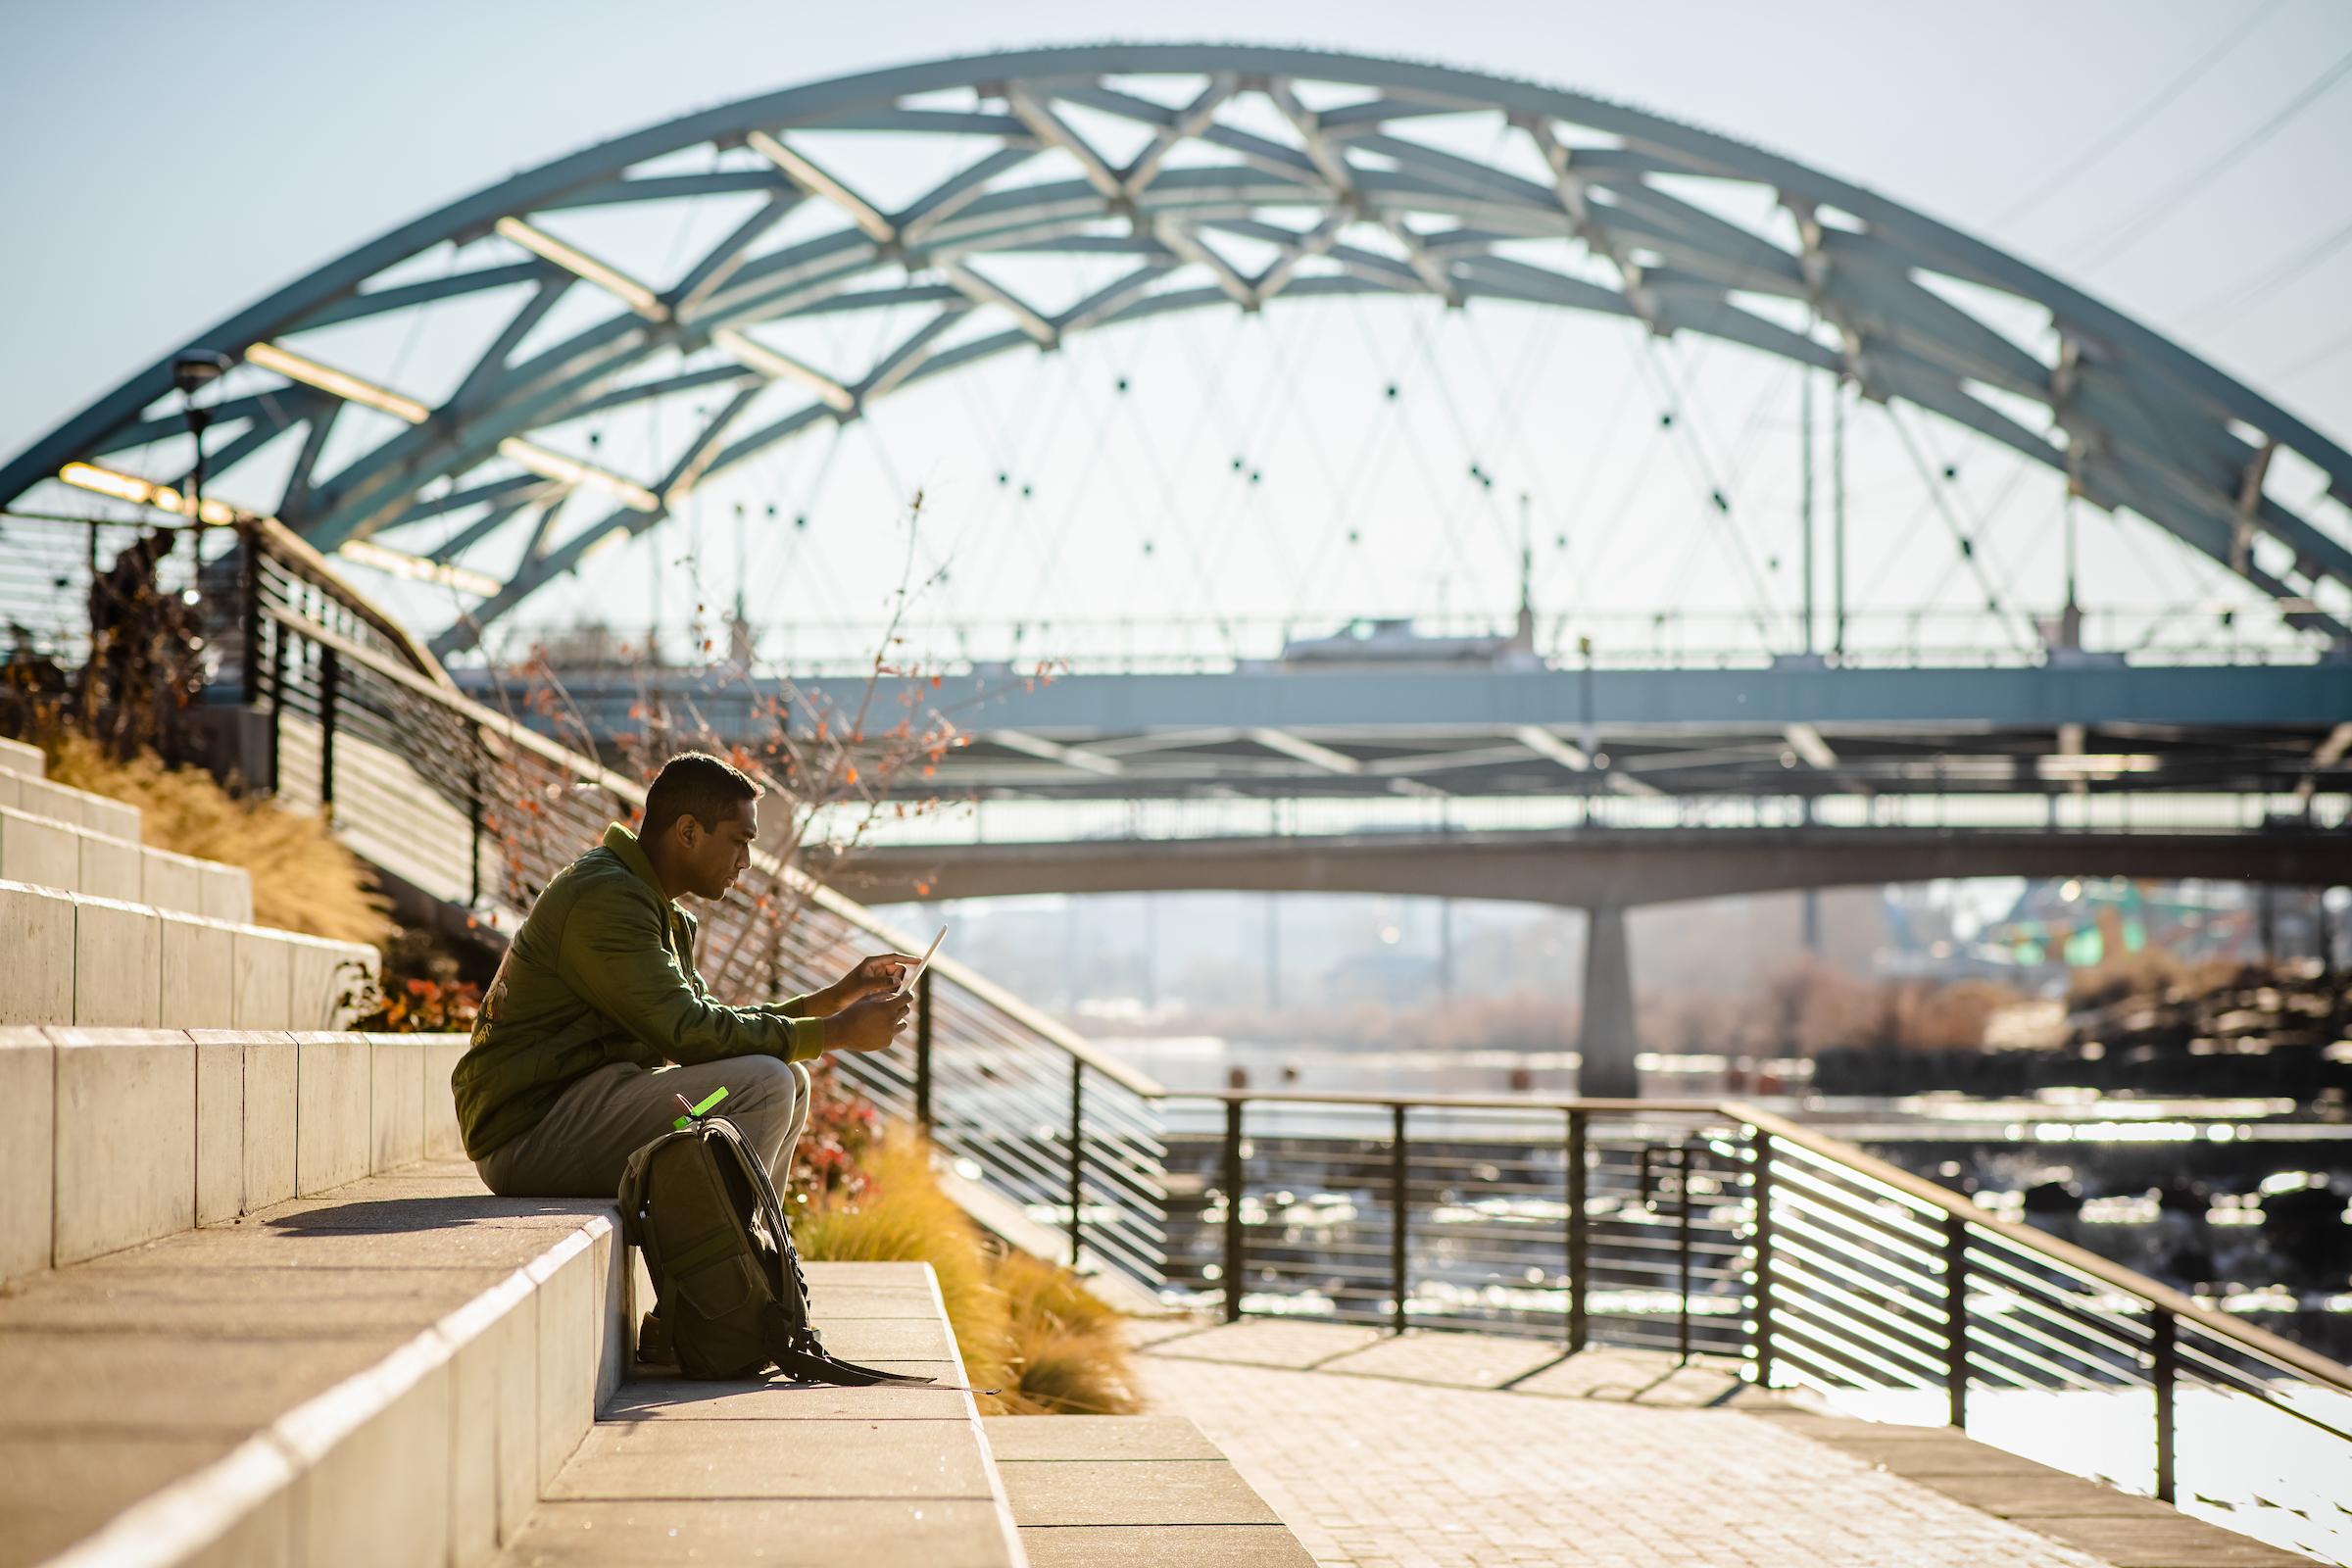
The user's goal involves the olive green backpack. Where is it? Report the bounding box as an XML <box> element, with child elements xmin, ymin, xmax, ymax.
<box><xmin>617</xmin><ymin>1106</ymin><xmax>932</xmax><ymax>1387</ymax></box>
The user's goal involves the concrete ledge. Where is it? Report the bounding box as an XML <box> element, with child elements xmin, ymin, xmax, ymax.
<box><xmin>19</xmin><ymin>775</ymin><xmax>100</xmax><ymax>831</ymax></box>
<box><xmin>77</xmin><ymin>792</ymin><xmax>143</xmax><ymax>846</ymax></box>
<box><xmin>49</xmin><ymin>1027</ymin><xmax>197</xmax><ymax>1266</ymax></box>
<box><xmin>161</xmin><ymin>912</ymin><xmax>236</xmax><ymax>1030</ymax></box>
<box><xmin>234</xmin><ymin>1031</ymin><xmax>299</xmax><ymax>1211</ymax></box>
<box><xmin>0</xmin><ymin>736</ymin><xmax>39</xmax><ymax>776</ymax></box>
<box><xmin>8</xmin><ymin>1163</ymin><xmax>623</xmax><ymax>1568</ymax></box>
<box><xmin>0</xmin><ymin>805</ymin><xmax>240</xmax><ymax>920</ymax></box>
<box><xmin>422</xmin><ymin>1039</ymin><xmax>466</xmax><ymax>1160</ymax></box>
<box><xmin>73</xmin><ymin>895</ymin><xmax>162</xmax><ymax>1028</ymax></box>
<box><xmin>231</xmin><ymin>925</ymin><xmax>295</xmax><ymax>1030</ymax></box>
<box><xmin>283</xmin><ymin>931</ymin><xmax>377</xmax><ymax>1031</ymax></box>
<box><xmin>142</xmin><ymin>846</ymin><xmax>209</xmax><ymax>914</ymax></box>
<box><xmin>0</xmin><ymin>879</ymin><xmax>75</xmax><ymax>1025</ymax></box>
<box><xmin>0</xmin><ymin>1028</ymin><xmax>54</xmax><ymax>1278</ymax></box>
<box><xmin>1</xmin><ymin>1029</ymin><xmax>470</xmax><ymax>1287</ymax></box>
<box><xmin>197</xmin><ymin>860</ymin><xmax>253</xmax><ymax>925</ymax></box>
<box><xmin>294</xmin><ymin>1034</ymin><xmax>370</xmax><ymax>1196</ymax></box>
<box><xmin>0</xmin><ymin>807</ymin><xmax>80</xmax><ymax>892</ymax></box>
<box><xmin>1</xmin><ymin>876</ymin><xmax>379</xmax><ymax>1032</ymax></box>
<box><xmin>194</xmin><ymin>1033</ymin><xmax>245</xmax><ymax>1226</ymax></box>
<box><xmin>78</xmin><ymin>829</ymin><xmax>143</xmax><ymax>903</ymax></box>
<box><xmin>15</xmin><ymin>774</ymin><xmax>141</xmax><ymax>843</ymax></box>
<box><xmin>367</xmin><ymin>1034</ymin><xmax>424</xmax><ymax>1172</ymax></box>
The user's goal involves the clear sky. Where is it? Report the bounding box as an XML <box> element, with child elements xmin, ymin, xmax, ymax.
<box><xmin>4</xmin><ymin>0</ymin><xmax>2348</xmax><ymax>662</ymax></box>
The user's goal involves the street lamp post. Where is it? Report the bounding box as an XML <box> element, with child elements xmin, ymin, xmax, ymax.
<box><xmin>171</xmin><ymin>352</ymin><xmax>247</xmax><ymax>700</ymax></box>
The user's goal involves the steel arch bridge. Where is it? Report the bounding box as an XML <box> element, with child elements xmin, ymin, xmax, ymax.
<box><xmin>8</xmin><ymin>42</ymin><xmax>2349</xmax><ymax>658</ymax></box>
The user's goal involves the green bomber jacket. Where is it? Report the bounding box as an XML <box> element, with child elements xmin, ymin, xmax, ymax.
<box><xmin>452</xmin><ymin>822</ymin><xmax>824</xmax><ymax>1160</ymax></box>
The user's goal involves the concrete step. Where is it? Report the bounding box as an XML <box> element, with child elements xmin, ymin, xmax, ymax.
<box><xmin>0</xmin><ymin>885</ymin><xmax>373</xmax><ymax>1032</ymax></box>
<box><xmin>0</xmin><ymin>1160</ymin><xmax>629</xmax><ymax>1568</ymax></box>
<box><xmin>984</xmin><ymin>1416</ymin><xmax>1315</xmax><ymax>1567</ymax></box>
<box><xmin>0</xmin><ymin>736</ymin><xmax>41</xmax><ymax>778</ymax></box>
<box><xmin>0</xmin><ymin>807</ymin><xmax>252</xmax><ymax>922</ymax></box>
<box><xmin>493</xmin><ymin>1261</ymin><xmax>1028</xmax><ymax>1567</ymax></box>
<box><xmin>0</xmin><ymin>769</ymin><xmax>142</xmax><ymax>847</ymax></box>
<box><xmin>0</xmin><ymin>1028</ymin><xmax>464</xmax><ymax>1283</ymax></box>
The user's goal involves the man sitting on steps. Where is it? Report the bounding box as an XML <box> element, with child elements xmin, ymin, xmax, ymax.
<box><xmin>453</xmin><ymin>750</ymin><xmax>913</xmax><ymax>1215</ymax></box>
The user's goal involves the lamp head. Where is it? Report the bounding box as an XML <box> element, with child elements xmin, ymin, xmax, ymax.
<box><xmin>172</xmin><ymin>352</ymin><xmax>228</xmax><ymax>396</ymax></box>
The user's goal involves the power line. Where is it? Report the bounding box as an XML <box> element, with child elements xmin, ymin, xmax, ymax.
<box><xmin>2275</xmin><ymin>318</ymin><xmax>2352</xmax><ymax>381</ymax></box>
<box><xmin>2077</xmin><ymin>43</ymin><xmax>2352</xmax><ymax>270</ymax></box>
<box><xmin>2183</xmin><ymin>213</ymin><xmax>2352</xmax><ymax>326</ymax></box>
<box><xmin>1997</xmin><ymin>0</ymin><xmax>2287</xmax><ymax>226</ymax></box>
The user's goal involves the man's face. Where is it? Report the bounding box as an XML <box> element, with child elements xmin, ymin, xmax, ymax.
<box><xmin>677</xmin><ymin>798</ymin><xmax>758</xmax><ymax>900</ymax></box>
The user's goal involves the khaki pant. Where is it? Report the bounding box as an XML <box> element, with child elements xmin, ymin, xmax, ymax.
<box><xmin>475</xmin><ymin>1055</ymin><xmax>811</xmax><ymax>1200</ymax></box>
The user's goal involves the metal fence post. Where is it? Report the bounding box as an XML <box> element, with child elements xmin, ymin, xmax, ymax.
<box><xmin>2151</xmin><ymin>1307</ymin><xmax>2178</xmax><ymax>1504</ymax></box>
<box><xmin>1567</xmin><ymin>1108</ymin><xmax>1589</xmax><ymax>1352</ymax></box>
<box><xmin>1676</xmin><ymin>1145</ymin><xmax>1693</xmax><ymax>1363</ymax></box>
<box><xmin>467</xmin><ymin>749</ymin><xmax>484</xmax><ymax>908</ymax></box>
<box><xmin>1222</xmin><ymin>1099</ymin><xmax>1246</xmax><ymax>1323</ymax></box>
<box><xmin>238</xmin><ymin>521</ymin><xmax>261</xmax><ymax>706</ymax></box>
<box><xmin>1749</xmin><ymin>1125</ymin><xmax>1776</xmax><ymax>1388</ymax></box>
<box><xmin>318</xmin><ymin>646</ymin><xmax>339</xmax><ymax>825</ymax></box>
<box><xmin>266</xmin><ymin>622</ymin><xmax>286</xmax><ymax>793</ymax></box>
<box><xmin>1067</xmin><ymin>1058</ymin><xmax>1085</xmax><ymax>1268</ymax></box>
<box><xmin>914</xmin><ymin>970</ymin><xmax>934</xmax><ymax>1136</ymax></box>
<box><xmin>1390</xmin><ymin>1102</ymin><xmax>1409</xmax><ymax>1337</ymax></box>
<box><xmin>1943</xmin><ymin>1211</ymin><xmax>1970</xmax><ymax>1429</ymax></box>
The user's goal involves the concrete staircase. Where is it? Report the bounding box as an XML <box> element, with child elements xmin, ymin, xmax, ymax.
<box><xmin>0</xmin><ymin>737</ymin><xmax>376</xmax><ymax>1030</ymax></box>
<box><xmin>0</xmin><ymin>737</ymin><xmax>1323</xmax><ymax>1567</ymax></box>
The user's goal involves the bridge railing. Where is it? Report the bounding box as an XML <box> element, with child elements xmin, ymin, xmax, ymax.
<box><xmin>470</xmin><ymin>603</ymin><xmax>2328</xmax><ymax>676</ymax></box>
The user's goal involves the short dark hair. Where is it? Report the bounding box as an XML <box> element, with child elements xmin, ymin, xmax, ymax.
<box><xmin>642</xmin><ymin>752</ymin><xmax>760</xmax><ymax>839</ymax></box>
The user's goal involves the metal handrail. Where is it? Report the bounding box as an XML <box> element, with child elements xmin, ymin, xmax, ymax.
<box><xmin>1740</xmin><ymin>1103</ymin><xmax>2352</xmax><ymax>1397</ymax></box>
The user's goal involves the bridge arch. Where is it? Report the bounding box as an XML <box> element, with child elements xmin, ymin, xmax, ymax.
<box><xmin>7</xmin><ymin>43</ymin><xmax>2348</xmax><ymax>654</ymax></box>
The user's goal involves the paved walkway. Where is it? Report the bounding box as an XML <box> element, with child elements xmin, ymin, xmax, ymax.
<box><xmin>1134</xmin><ymin>1322</ymin><xmax>2308</xmax><ymax>1568</ymax></box>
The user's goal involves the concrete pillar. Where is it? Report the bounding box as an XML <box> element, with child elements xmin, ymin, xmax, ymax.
<box><xmin>1579</xmin><ymin>904</ymin><xmax>1639</xmax><ymax>1099</ymax></box>
<box><xmin>1143</xmin><ymin>893</ymin><xmax>1158</xmax><ymax>1012</ymax></box>
<box><xmin>1438</xmin><ymin>898</ymin><xmax>1455</xmax><ymax>998</ymax></box>
<box><xmin>1802</xmin><ymin>889</ymin><xmax>1822</xmax><ymax>955</ymax></box>
<box><xmin>1265</xmin><ymin>894</ymin><xmax>1282</xmax><ymax>1009</ymax></box>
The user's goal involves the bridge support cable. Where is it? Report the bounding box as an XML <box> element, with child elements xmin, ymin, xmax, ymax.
<box><xmin>1884</xmin><ymin>405</ymin><xmax>2036</xmax><ymax>657</ymax></box>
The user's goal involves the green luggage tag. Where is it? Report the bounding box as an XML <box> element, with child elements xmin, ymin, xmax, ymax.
<box><xmin>671</xmin><ymin>1085</ymin><xmax>729</xmax><ymax>1130</ymax></box>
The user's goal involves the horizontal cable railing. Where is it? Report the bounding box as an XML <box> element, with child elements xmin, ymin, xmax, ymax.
<box><xmin>217</xmin><ymin>529</ymin><xmax>2349</xmax><ymax>1544</ymax></box>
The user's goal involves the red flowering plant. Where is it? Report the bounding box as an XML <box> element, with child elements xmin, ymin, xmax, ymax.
<box><xmin>334</xmin><ymin>931</ymin><xmax>485</xmax><ymax>1032</ymax></box>
<box><xmin>339</xmin><ymin>970</ymin><xmax>484</xmax><ymax>1033</ymax></box>
<box><xmin>788</xmin><ymin>1058</ymin><xmax>883</xmax><ymax>1203</ymax></box>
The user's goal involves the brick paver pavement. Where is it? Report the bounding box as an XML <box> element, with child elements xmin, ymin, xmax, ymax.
<box><xmin>1136</xmin><ymin>1350</ymin><xmax>2109</xmax><ymax>1568</ymax></box>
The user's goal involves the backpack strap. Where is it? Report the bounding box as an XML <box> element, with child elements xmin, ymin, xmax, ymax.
<box><xmin>702</xmin><ymin>1115</ymin><xmax>937</xmax><ymax>1389</ymax></box>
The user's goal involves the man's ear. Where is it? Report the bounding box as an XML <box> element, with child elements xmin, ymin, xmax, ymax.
<box><xmin>672</xmin><ymin>812</ymin><xmax>701</xmax><ymax>851</ymax></box>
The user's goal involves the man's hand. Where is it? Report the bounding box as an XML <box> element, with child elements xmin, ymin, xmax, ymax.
<box><xmin>828</xmin><ymin>988</ymin><xmax>913</xmax><ymax>1054</ymax></box>
<box><xmin>811</xmin><ymin>951</ymin><xmax>921</xmax><ymax>1016</ymax></box>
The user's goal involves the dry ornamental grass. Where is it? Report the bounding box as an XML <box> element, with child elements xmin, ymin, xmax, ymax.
<box><xmin>793</xmin><ymin>1132</ymin><xmax>1141</xmax><ymax>1415</ymax></box>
